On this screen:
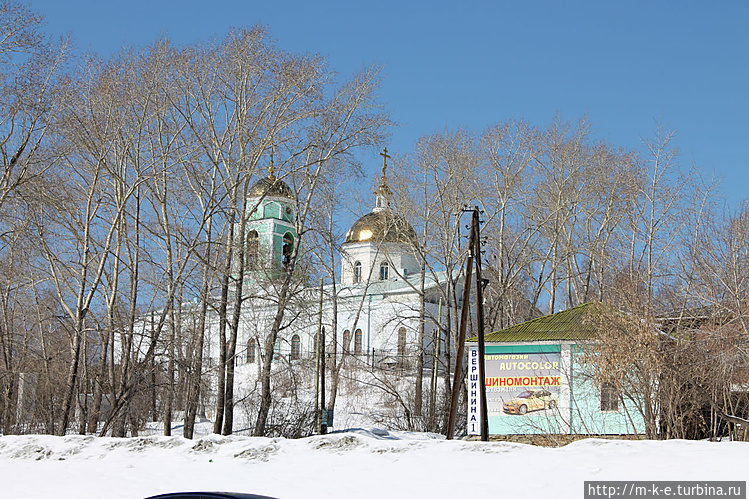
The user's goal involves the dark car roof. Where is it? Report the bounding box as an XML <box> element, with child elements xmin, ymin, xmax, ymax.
<box><xmin>145</xmin><ymin>493</ymin><xmax>277</xmax><ymax>499</ymax></box>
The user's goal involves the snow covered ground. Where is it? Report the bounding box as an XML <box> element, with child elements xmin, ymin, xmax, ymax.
<box><xmin>1</xmin><ymin>428</ymin><xmax>747</xmax><ymax>499</ymax></box>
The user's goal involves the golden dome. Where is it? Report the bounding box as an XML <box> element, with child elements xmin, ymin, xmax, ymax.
<box><xmin>248</xmin><ymin>175</ymin><xmax>293</xmax><ymax>199</ymax></box>
<box><xmin>344</xmin><ymin>210</ymin><xmax>417</xmax><ymax>245</ymax></box>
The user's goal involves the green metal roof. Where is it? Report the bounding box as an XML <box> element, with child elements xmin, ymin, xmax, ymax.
<box><xmin>471</xmin><ymin>302</ymin><xmax>601</xmax><ymax>343</ymax></box>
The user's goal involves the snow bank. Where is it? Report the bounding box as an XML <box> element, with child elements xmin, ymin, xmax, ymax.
<box><xmin>0</xmin><ymin>431</ymin><xmax>747</xmax><ymax>499</ymax></box>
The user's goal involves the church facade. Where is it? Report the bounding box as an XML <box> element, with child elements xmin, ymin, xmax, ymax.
<box><xmin>204</xmin><ymin>155</ymin><xmax>449</xmax><ymax>374</ymax></box>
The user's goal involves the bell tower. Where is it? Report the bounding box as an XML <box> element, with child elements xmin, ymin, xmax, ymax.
<box><xmin>244</xmin><ymin>157</ymin><xmax>297</xmax><ymax>275</ymax></box>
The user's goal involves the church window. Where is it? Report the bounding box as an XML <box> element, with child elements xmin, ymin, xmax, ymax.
<box><xmin>246</xmin><ymin>230</ymin><xmax>259</xmax><ymax>269</ymax></box>
<box><xmin>379</xmin><ymin>261</ymin><xmax>389</xmax><ymax>281</ymax></box>
<box><xmin>353</xmin><ymin>262</ymin><xmax>362</xmax><ymax>283</ymax></box>
<box><xmin>246</xmin><ymin>338</ymin><xmax>256</xmax><ymax>364</ymax></box>
<box><xmin>354</xmin><ymin>329</ymin><xmax>362</xmax><ymax>355</ymax></box>
<box><xmin>600</xmin><ymin>382</ymin><xmax>619</xmax><ymax>412</ymax></box>
<box><xmin>343</xmin><ymin>330</ymin><xmax>352</xmax><ymax>353</ymax></box>
<box><xmin>282</xmin><ymin>232</ymin><xmax>294</xmax><ymax>269</ymax></box>
<box><xmin>290</xmin><ymin>334</ymin><xmax>301</xmax><ymax>361</ymax></box>
<box><xmin>398</xmin><ymin>327</ymin><xmax>407</xmax><ymax>357</ymax></box>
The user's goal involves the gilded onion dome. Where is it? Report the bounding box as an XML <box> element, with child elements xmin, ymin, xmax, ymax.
<box><xmin>344</xmin><ymin>210</ymin><xmax>417</xmax><ymax>244</ymax></box>
<box><xmin>248</xmin><ymin>175</ymin><xmax>293</xmax><ymax>199</ymax></box>
<box><xmin>344</xmin><ymin>147</ymin><xmax>417</xmax><ymax>245</ymax></box>
<box><xmin>248</xmin><ymin>160</ymin><xmax>293</xmax><ymax>199</ymax></box>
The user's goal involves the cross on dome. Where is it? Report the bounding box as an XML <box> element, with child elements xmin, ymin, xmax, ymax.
<box><xmin>380</xmin><ymin>147</ymin><xmax>390</xmax><ymax>178</ymax></box>
<box><xmin>267</xmin><ymin>146</ymin><xmax>277</xmax><ymax>180</ymax></box>
<box><xmin>247</xmin><ymin>145</ymin><xmax>293</xmax><ymax>199</ymax></box>
<box><xmin>374</xmin><ymin>147</ymin><xmax>392</xmax><ymax>212</ymax></box>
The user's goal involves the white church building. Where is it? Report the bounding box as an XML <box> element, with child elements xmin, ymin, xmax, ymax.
<box><xmin>204</xmin><ymin>153</ymin><xmax>451</xmax><ymax>372</ymax></box>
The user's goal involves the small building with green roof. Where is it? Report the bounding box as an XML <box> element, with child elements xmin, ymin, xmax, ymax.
<box><xmin>466</xmin><ymin>302</ymin><xmax>647</xmax><ymax>436</ymax></box>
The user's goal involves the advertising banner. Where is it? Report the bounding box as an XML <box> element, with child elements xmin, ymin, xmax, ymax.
<box><xmin>468</xmin><ymin>347</ymin><xmax>564</xmax><ymax>435</ymax></box>
<box><xmin>486</xmin><ymin>351</ymin><xmax>561</xmax><ymax>418</ymax></box>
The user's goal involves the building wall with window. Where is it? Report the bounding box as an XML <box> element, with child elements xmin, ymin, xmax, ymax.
<box><xmin>339</xmin><ymin>241</ymin><xmax>419</xmax><ymax>285</ymax></box>
<box><xmin>467</xmin><ymin>303</ymin><xmax>647</xmax><ymax>436</ymax></box>
<box><xmin>567</xmin><ymin>344</ymin><xmax>639</xmax><ymax>435</ymax></box>
<box><xmin>204</xmin><ymin>268</ymin><xmax>448</xmax><ymax>369</ymax></box>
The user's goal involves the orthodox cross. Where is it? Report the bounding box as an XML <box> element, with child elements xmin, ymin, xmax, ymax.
<box><xmin>268</xmin><ymin>145</ymin><xmax>276</xmax><ymax>179</ymax></box>
<box><xmin>379</xmin><ymin>147</ymin><xmax>390</xmax><ymax>177</ymax></box>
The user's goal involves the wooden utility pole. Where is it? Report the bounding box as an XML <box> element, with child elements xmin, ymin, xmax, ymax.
<box><xmin>446</xmin><ymin>209</ymin><xmax>476</xmax><ymax>439</ymax></box>
<box><xmin>446</xmin><ymin>206</ymin><xmax>489</xmax><ymax>440</ymax></box>
<box><xmin>472</xmin><ymin>208</ymin><xmax>489</xmax><ymax>441</ymax></box>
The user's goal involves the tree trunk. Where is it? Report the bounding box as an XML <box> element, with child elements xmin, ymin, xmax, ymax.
<box><xmin>414</xmin><ymin>255</ymin><xmax>426</xmax><ymax>417</ymax></box>
<box><xmin>185</xmin><ymin>219</ymin><xmax>213</xmax><ymax>439</ymax></box>
<box><xmin>253</xmin><ymin>280</ymin><xmax>291</xmax><ymax>436</ymax></box>
<box><xmin>214</xmin><ymin>214</ymin><xmax>235</xmax><ymax>435</ymax></box>
<box><xmin>223</xmin><ymin>186</ymin><xmax>249</xmax><ymax>436</ymax></box>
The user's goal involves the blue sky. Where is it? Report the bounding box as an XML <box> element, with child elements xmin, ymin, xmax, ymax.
<box><xmin>30</xmin><ymin>1</ymin><xmax>749</xmax><ymax>206</ymax></box>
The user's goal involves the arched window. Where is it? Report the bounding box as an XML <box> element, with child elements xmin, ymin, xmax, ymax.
<box><xmin>246</xmin><ymin>338</ymin><xmax>256</xmax><ymax>364</ymax></box>
<box><xmin>353</xmin><ymin>261</ymin><xmax>362</xmax><ymax>283</ymax></box>
<box><xmin>246</xmin><ymin>230</ymin><xmax>259</xmax><ymax>269</ymax></box>
<box><xmin>379</xmin><ymin>261</ymin><xmax>389</xmax><ymax>281</ymax></box>
<box><xmin>398</xmin><ymin>327</ymin><xmax>407</xmax><ymax>357</ymax></box>
<box><xmin>282</xmin><ymin>232</ymin><xmax>294</xmax><ymax>269</ymax></box>
<box><xmin>289</xmin><ymin>334</ymin><xmax>302</xmax><ymax>360</ymax></box>
<box><xmin>343</xmin><ymin>329</ymin><xmax>352</xmax><ymax>353</ymax></box>
<box><xmin>354</xmin><ymin>329</ymin><xmax>363</xmax><ymax>355</ymax></box>
<box><xmin>290</xmin><ymin>334</ymin><xmax>301</xmax><ymax>361</ymax></box>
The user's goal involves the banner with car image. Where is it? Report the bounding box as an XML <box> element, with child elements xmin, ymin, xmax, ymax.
<box><xmin>467</xmin><ymin>347</ymin><xmax>565</xmax><ymax>435</ymax></box>
<box><xmin>485</xmin><ymin>351</ymin><xmax>561</xmax><ymax>418</ymax></box>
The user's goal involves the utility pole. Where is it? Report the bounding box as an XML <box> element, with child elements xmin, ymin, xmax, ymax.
<box><xmin>446</xmin><ymin>206</ymin><xmax>489</xmax><ymax>440</ymax></box>
<box><xmin>446</xmin><ymin>209</ymin><xmax>476</xmax><ymax>439</ymax></box>
<box><xmin>472</xmin><ymin>208</ymin><xmax>489</xmax><ymax>441</ymax></box>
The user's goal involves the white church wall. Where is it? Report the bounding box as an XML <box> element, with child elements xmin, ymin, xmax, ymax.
<box><xmin>340</xmin><ymin>242</ymin><xmax>419</xmax><ymax>285</ymax></box>
<box><xmin>199</xmin><ymin>285</ymin><xmax>444</xmax><ymax>369</ymax></box>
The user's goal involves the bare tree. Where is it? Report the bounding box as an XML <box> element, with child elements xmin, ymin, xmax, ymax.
<box><xmin>0</xmin><ymin>2</ymin><xmax>68</xmax><ymax>215</ymax></box>
<box><xmin>479</xmin><ymin>119</ymin><xmax>541</xmax><ymax>329</ymax></box>
<box><xmin>623</xmin><ymin>122</ymin><xmax>694</xmax><ymax>316</ymax></box>
<box><xmin>392</xmin><ymin>129</ymin><xmax>481</xmax><ymax>432</ymax></box>
<box><xmin>0</xmin><ymin>3</ymin><xmax>69</xmax><ymax>434</ymax></box>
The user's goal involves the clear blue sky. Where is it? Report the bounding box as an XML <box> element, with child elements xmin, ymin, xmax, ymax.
<box><xmin>30</xmin><ymin>0</ymin><xmax>749</xmax><ymax>206</ymax></box>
